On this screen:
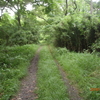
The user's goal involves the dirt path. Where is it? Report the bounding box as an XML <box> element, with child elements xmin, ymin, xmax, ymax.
<box><xmin>12</xmin><ymin>47</ymin><xmax>42</xmax><ymax>100</ymax></box>
<box><xmin>12</xmin><ymin>46</ymin><xmax>82</xmax><ymax>100</ymax></box>
<box><xmin>48</xmin><ymin>46</ymin><xmax>82</xmax><ymax>100</ymax></box>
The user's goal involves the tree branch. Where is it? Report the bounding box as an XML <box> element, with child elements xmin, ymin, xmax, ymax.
<box><xmin>37</xmin><ymin>16</ymin><xmax>49</xmax><ymax>24</ymax></box>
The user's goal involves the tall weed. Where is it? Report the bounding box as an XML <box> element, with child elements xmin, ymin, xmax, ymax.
<box><xmin>53</xmin><ymin>47</ymin><xmax>100</xmax><ymax>100</ymax></box>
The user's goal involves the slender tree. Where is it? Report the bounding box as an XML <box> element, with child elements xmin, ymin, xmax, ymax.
<box><xmin>65</xmin><ymin>0</ymin><xmax>68</xmax><ymax>15</ymax></box>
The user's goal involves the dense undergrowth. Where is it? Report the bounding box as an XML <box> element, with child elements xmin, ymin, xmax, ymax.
<box><xmin>51</xmin><ymin>46</ymin><xmax>100</xmax><ymax>100</ymax></box>
<box><xmin>37</xmin><ymin>46</ymin><xmax>69</xmax><ymax>100</ymax></box>
<box><xmin>0</xmin><ymin>44</ymin><xmax>39</xmax><ymax>100</ymax></box>
<box><xmin>53</xmin><ymin>14</ymin><xmax>100</xmax><ymax>52</ymax></box>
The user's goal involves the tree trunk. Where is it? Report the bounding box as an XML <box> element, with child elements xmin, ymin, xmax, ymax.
<box><xmin>17</xmin><ymin>0</ymin><xmax>21</xmax><ymax>27</ymax></box>
<box><xmin>65</xmin><ymin>0</ymin><xmax>68</xmax><ymax>15</ymax></box>
<box><xmin>17</xmin><ymin>12</ymin><xmax>21</xmax><ymax>27</ymax></box>
<box><xmin>73</xmin><ymin>0</ymin><xmax>77</xmax><ymax>11</ymax></box>
<box><xmin>90</xmin><ymin>0</ymin><xmax>93</xmax><ymax>14</ymax></box>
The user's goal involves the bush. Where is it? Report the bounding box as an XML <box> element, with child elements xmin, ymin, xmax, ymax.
<box><xmin>9</xmin><ymin>30</ymin><xmax>38</xmax><ymax>45</ymax></box>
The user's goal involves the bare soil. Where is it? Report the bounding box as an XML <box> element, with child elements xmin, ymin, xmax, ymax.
<box><xmin>12</xmin><ymin>47</ymin><xmax>42</xmax><ymax>100</ymax></box>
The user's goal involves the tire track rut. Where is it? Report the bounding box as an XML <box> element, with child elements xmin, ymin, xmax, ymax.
<box><xmin>48</xmin><ymin>46</ymin><xmax>82</xmax><ymax>100</ymax></box>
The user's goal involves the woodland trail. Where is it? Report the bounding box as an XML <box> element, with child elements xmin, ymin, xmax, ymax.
<box><xmin>12</xmin><ymin>46</ymin><xmax>82</xmax><ymax>100</ymax></box>
<box><xmin>48</xmin><ymin>46</ymin><xmax>82</xmax><ymax>100</ymax></box>
<box><xmin>12</xmin><ymin>47</ymin><xmax>42</xmax><ymax>100</ymax></box>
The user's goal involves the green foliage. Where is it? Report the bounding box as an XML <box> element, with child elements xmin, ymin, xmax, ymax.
<box><xmin>37</xmin><ymin>46</ymin><xmax>69</xmax><ymax>100</ymax></box>
<box><xmin>91</xmin><ymin>36</ymin><xmax>100</xmax><ymax>52</ymax></box>
<box><xmin>0</xmin><ymin>13</ymin><xmax>17</xmax><ymax>45</ymax></box>
<box><xmin>52</xmin><ymin>47</ymin><xmax>100</xmax><ymax>100</ymax></box>
<box><xmin>0</xmin><ymin>12</ymin><xmax>39</xmax><ymax>46</ymax></box>
<box><xmin>0</xmin><ymin>44</ymin><xmax>39</xmax><ymax>100</ymax></box>
<box><xmin>53</xmin><ymin>13</ymin><xmax>100</xmax><ymax>52</ymax></box>
<box><xmin>9</xmin><ymin>30</ymin><xmax>37</xmax><ymax>45</ymax></box>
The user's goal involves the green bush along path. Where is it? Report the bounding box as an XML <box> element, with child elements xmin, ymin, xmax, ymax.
<box><xmin>0</xmin><ymin>44</ymin><xmax>39</xmax><ymax>100</ymax></box>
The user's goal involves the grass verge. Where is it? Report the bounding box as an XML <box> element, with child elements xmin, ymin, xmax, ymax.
<box><xmin>52</xmin><ymin>47</ymin><xmax>100</xmax><ymax>100</ymax></box>
<box><xmin>0</xmin><ymin>44</ymin><xmax>39</xmax><ymax>100</ymax></box>
<box><xmin>36</xmin><ymin>46</ymin><xmax>69</xmax><ymax>100</ymax></box>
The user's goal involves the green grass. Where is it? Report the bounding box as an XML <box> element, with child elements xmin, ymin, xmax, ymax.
<box><xmin>37</xmin><ymin>46</ymin><xmax>69</xmax><ymax>100</ymax></box>
<box><xmin>0</xmin><ymin>44</ymin><xmax>39</xmax><ymax>100</ymax></box>
<box><xmin>52</xmin><ymin>47</ymin><xmax>100</xmax><ymax>100</ymax></box>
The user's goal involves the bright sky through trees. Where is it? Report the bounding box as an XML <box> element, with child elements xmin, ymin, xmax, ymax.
<box><xmin>0</xmin><ymin>0</ymin><xmax>100</xmax><ymax>16</ymax></box>
<box><xmin>8</xmin><ymin>3</ymin><xmax>33</xmax><ymax>16</ymax></box>
<box><xmin>93</xmin><ymin>0</ymin><xmax>100</xmax><ymax>2</ymax></box>
<box><xmin>26</xmin><ymin>3</ymin><xmax>33</xmax><ymax>11</ymax></box>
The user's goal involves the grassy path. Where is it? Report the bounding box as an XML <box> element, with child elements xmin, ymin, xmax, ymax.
<box><xmin>36</xmin><ymin>46</ymin><xmax>69</xmax><ymax>100</ymax></box>
<box><xmin>1</xmin><ymin>45</ymin><xmax>93</xmax><ymax>100</ymax></box>
<box><xmin>48</xmin><ymin>46</ymin><xmax>82</xmax><ymax>100</ymax></box>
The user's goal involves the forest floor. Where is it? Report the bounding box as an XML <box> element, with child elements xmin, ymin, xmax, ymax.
<box><xmin>12</xmin><ymin>46</ymin><xmax>82</xmax><ymax>100</ymax></box>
